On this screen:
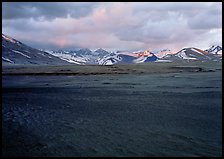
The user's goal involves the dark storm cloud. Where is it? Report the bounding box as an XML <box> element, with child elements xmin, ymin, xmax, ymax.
<box><xmin>2</xmin><ymin>2</ymin><xmax>99</xmax><ymax>20</ymax></box>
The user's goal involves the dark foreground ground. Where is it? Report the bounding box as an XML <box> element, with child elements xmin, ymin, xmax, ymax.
<box><xmin>2</xmin><ymin>62</ymin><xmax>222</xmax><ymax>157</ymax></box>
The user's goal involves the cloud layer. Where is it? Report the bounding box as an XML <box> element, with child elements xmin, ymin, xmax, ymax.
<box><xmin>2</xmin><ymin>2</ymin><xmax>222</xmax><ymax>51</ymax></box>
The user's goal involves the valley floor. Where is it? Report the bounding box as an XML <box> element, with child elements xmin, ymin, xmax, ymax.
<box><xmin>2</xmin><ymin>61</ymin><xmax>222</xmax><ymax>75</ymax></box>
<box><xmin>2</xmin><ymin>61</ymin><xmax>222</xmax><ymax>157</ymax></box>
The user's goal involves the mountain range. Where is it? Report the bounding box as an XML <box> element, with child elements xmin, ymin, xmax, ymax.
<box><xmin>2</xmin><ymin>34</ymin><xmax>222</xmax><ymax>65</ymax></box>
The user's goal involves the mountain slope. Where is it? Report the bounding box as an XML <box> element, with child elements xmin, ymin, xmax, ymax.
<box><xmin>162</xmin><ymin>47</ymin><xmax>221</xmax><ymax>61</ymax></box>
<box><xmin>205</xmin><ymin>45</ymin><xmax>222</xmax><ymax>55</ymax></box>
<box><xmin>98</xmin><ymin>50</ymin><xmax>158</xmax><ymax>65</ymax></box>
<box><xmin>152</xmin><ymin>49</ymin><xmax>173</xmax><ymax>58</ymax></box>
<box><xmin>2</xmin><ymin>34</ymin><xmax>70</xmax><ymax>65</ymax></box>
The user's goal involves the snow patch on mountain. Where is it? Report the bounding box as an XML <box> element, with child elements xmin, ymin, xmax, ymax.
<box><xmin>98</xmin><ymin>53</ymin><xmax>121</xmax><ymax>65</ymax></box>
<box><xmin>47</xmin><ymin>50</ymin><xmax>87</xmax><ymax>65</ymax></box>
<box><xmin>175</xmin><ymin>49</ymin><xmax>197</xmax><ymax>60</ymax></box>
<box><xmin>12</xmin><ymin>50</ymin><xmax>31</xmax><ymax>59</ymax></box>
<box><xmin>2</xmin><ymin>57</ymin><xmax>14</xmax><ymax>63</ymax></box>
<box><xmin>133</xmin><ymin>56</ymin><xmax>148</xmax><ymax>63</ymax></box>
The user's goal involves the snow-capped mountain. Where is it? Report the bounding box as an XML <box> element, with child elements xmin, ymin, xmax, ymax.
<box><xmin>98</xmin><ymin>50</ymin><xmax>158</xmax><ymax>65</ymax></box>
<box><xmin>2</xmin><ymin>34</ymin><xmax>222</xmax><ymax>65</ymax></box>
<box><xmin>50</xmin><ymin>48</ymin><xmax>158</xmax><ymax>65</ymax></box>
<box><xmin>46</xmin><ymin>46</ymin><xmax>221</xmax><ymax>65</ymax></box>
<box><xmin>205</xmin><ymin>45</ymin><xmax>222</xmax><ymax>55</ymax></box>
<box><xmin>98</xmin><ymin>52</ymin><xmax>121</xmax><ymax>65</ymax></box>
<box><xmin>2</xmin><ymin>34</ymin><xmax>70</xmax><ymax>65</ymax></box>
<box><xmin>162</xmin><ymin>47</ymin><xmax>221</xmax><ymax>61</ymax></box>
<box><xmin>74</xmin><ymin>48</ymin><xmax>92</xmax><ymax>56</ymax></box>
<box><xmin>93</xmin><ymin>48</ymin><xmax>110</xmax><ymax>57</ymax></box>
<box><xmin>152</xmin><ymin>49</ymin><xmax>172</xmax><ymax>58</ymax></box>
<box><xmin>45</xmin><ymin>50</ymin><xmax>87</xmax><ymax>65</ymax></box>
<box><xmin>48</xmin><ymin>48</ymin><xmax>110</xmax><ymax>65</ymax></box>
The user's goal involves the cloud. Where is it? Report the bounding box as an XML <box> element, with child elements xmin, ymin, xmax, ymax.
<box><xmin>2</xmin><ymin>2</ymin><xmax>99</xmax><ymax>20</ymax></box>
<box><xmin>2</xmin><ymin>2</ymin><xmax>222</xmax><ymax>51</ymax></box>
<box><xmin>188</xmin><ymin>3</ymin><xmax>222</xmax><ymax>30</ymax></box>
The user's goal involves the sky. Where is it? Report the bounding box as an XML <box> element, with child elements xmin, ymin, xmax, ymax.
<box><xmin>2</xmin><ymin>2</ymin><xmax>222</xmax><ymax>52</ymax></box>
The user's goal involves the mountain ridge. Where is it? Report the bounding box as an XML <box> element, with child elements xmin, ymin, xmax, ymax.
<box><xmin>2</xmin><ymin>34</ymin><xmax>222</xmax><ymax>65</ymax></box>
<box><xmin>2</xmin><ymin>34</ymin><xmax>70</xmax><ymax>65</ymax></box>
